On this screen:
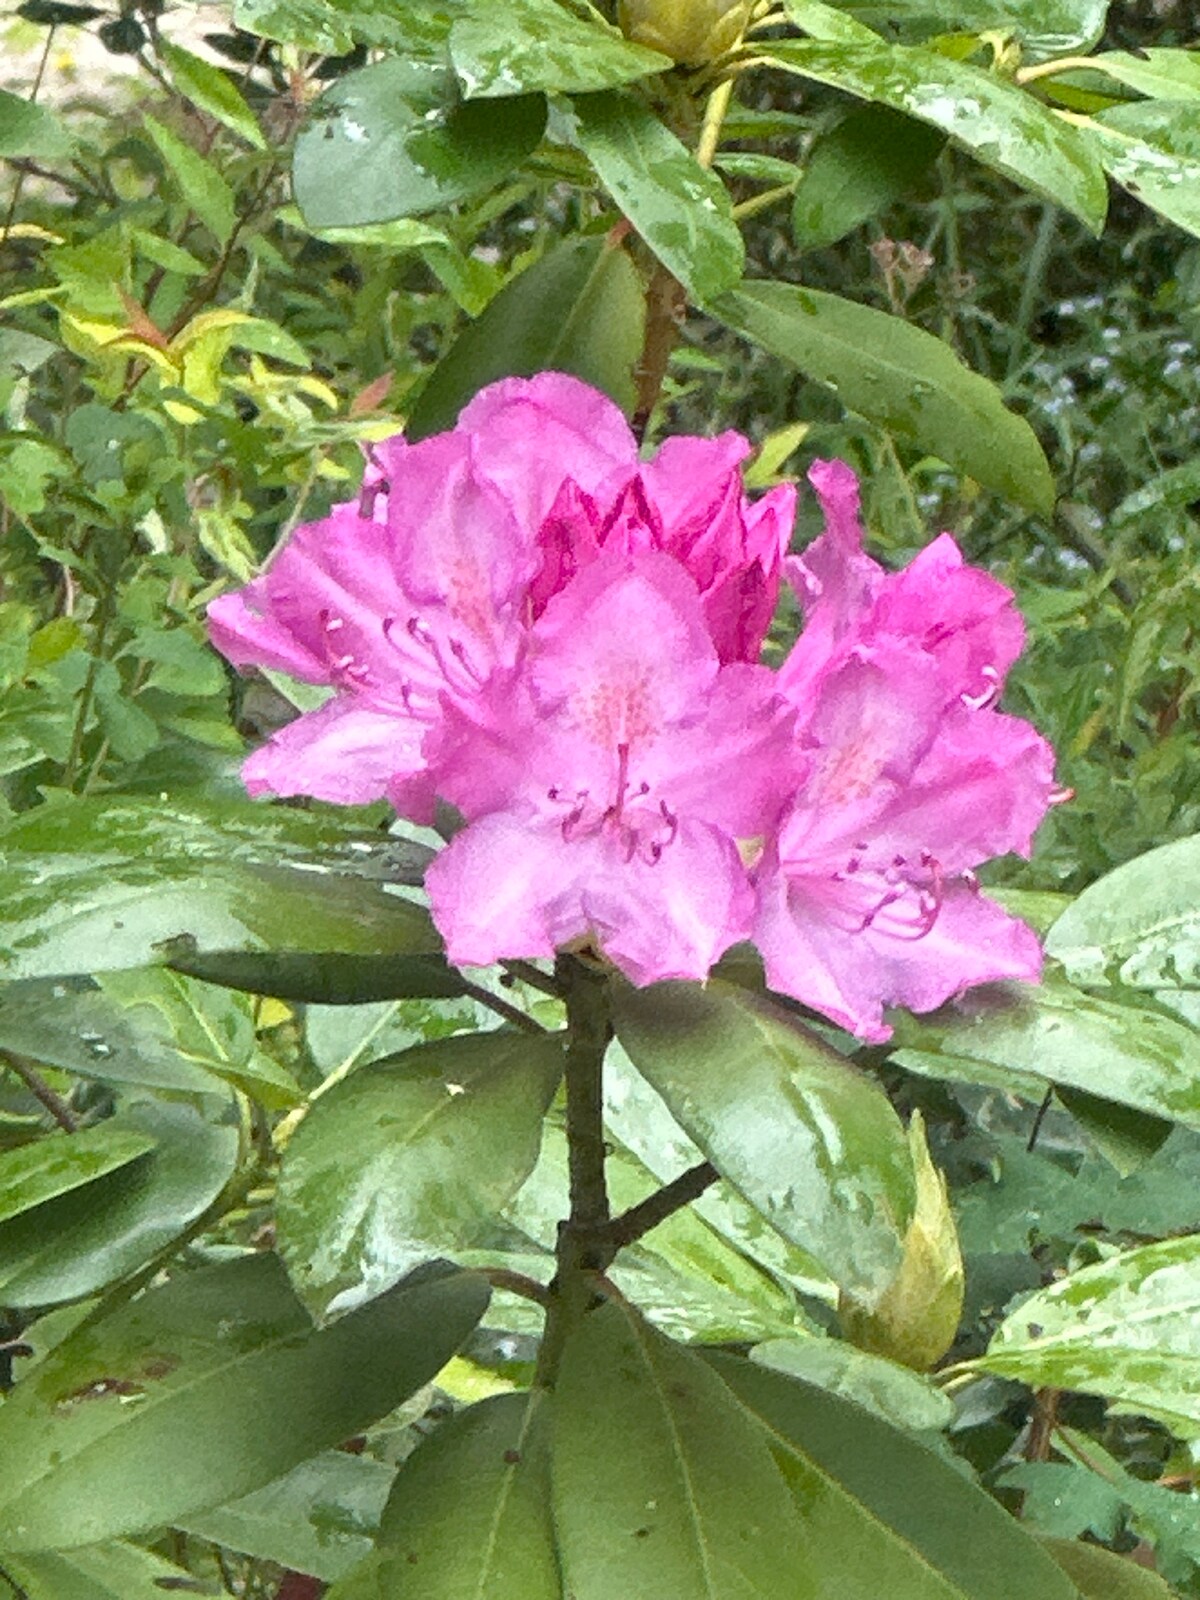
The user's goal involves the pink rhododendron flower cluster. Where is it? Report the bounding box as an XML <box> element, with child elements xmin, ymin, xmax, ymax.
<box><xmin>209</xmin><ymin>373</ymin><xmax>1058</xmax><ymax>1040</ymax></box>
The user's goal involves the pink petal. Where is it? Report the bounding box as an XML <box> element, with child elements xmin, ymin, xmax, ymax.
<box><xmin>241</xmin><ymin>698</ymin><xmax>424</xmax><ymax>806</ymax></box>
<box><xmin>207</xmin><ymin>584</ymin><xmax>327</xmax><ymax>681</ymax></box>
<box><xmin>456</xmin><ymin>371</ymin><xmax>637</xmax><ymax>530</ymax></box>
<box><xmin>528</xmin><ymin>478</ymin><xmax>605</xmax><ymax>615</ymax></box>
<box><xmin>638</xmin><ymin>431</ymin><xmax>751</xmax><ymax>543</ymax></box>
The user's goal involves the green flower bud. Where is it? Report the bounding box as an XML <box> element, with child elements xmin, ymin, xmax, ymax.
<box><xmin>839</xmin><ymin>1112</ymin><xmax>965</xmax><ymax>1372</ymax></box>
<box><xmin>618</xmin><ymin>0</ymin><xmax>754</xmax><ymax>65</ymax></box>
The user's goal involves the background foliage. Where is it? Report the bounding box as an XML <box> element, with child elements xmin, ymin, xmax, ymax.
<box><xmin>1</xmin><ymin>0</ymin><xmax>1200</xmax><ymax>1596</ymax></box>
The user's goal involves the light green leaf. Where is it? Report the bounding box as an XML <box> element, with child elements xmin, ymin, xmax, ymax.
<box><xmin>832</xmin><ymin>0</ymin><xmax>1110</xmax><ymax>57</ymax></box>
<box><xmin>450</xmin><ymin>0</ymin><xmax>671</xmax><ymax>97</ymax></box>
<box><xmin>161</xmin><ymin>41</ymin><xmax>268</xmax><ymax>149</ymax></box>
<box><xmin>889</xmin><ymin>975</ymin><xmax>1200</xmax><ymax>1129</ymax></box>
<box><xmin>0</xmin><ymin>1096</ymin><xmax>238</xmax><ymax>1310</ymax></box>
<box><xmin>749</xmin><ymin>1336</ymin><xmax>954</xmax><ymax>1433</ymax></box>
<box><xmin>179</xmin><ymin>1450</ymin><xmax>396</xmax><ymax>1582</ymax></box>
<box><xmin>278</xmin><ymin>1031</ymin><xmax>564</xmax><ymax>1317</ymax></box>
<box><xmin>0</xmin><ymin>1123</ymin><xmax>156</xmax><ymax>1226</ymax></box>
<box><xmin>976</xmin><ymin>1234</ymin><xmax>1200</xmax><ymax>1434</ymax></box>
<box><xmin>783</xmin><ymin>0</ymin><xmax>880</xmax><ymax>42</ymax></box>
<box><xmin>97</xmin><ymin>968</ymin><xmax>302</xmax><ymax>1108</ymax></box>
<box><xmin>0</xmin><ymin>795</ymin><xmax>447</xmax><ymax>982</ymax></box>
<box><xmin>710</xmin><ymin>279</ymin><xmax>1055</xmax><ymax>512</ymax></box>
<box><xmin>0</xmin><ymin>89</ymin><xmax>72</xmax><ymax>160</ymax></box>
<box><xmin>1086</xmin><ymin>103</ymin><xmax>1200</xmax><ymax>240</ymax></box>
<box><xmin>567</xmin><ymin>91</ymin><xmax>743</xmax><ymax>302</ymax></box>
<box><xmin>793</xmin><ymin>103</ymin><xmax>944</xmax><ymax>249</ymax></box>
<box><xmin>1039</xmin><ymin>1535</ymin><xmax>1180</xmax><ymax>1599</ymax></box>
<box><xmin>1094</xmin><ymin>49</ymin><xmax>1200</xmax><ymax>104</ymax></box>
<box><xmin>232</xmin><ymin>0</ymin><xmax>462</xmax><ymax>53</ymax></box>
<box><xmin>1045</xmin><ymin>833</ymin><xmax>1200</xmax><ymax>990</ymax></box>
<box><xmin>293</xmin><ymin>58</ymin><xmax>546</xmax><ymax>229</ymax></box>
<box><xmin>407</xmin><ymin>233</ymin><xmax>645</xmax><ymax>438</ymax></box>
<box><xmin>765</xmin><ymin>39</ymin><xmax>1108</xmax><ymax>231</ymax></box>
<box><xmin>0</xmin><ymin>1541</ymin><xmax>194</xmax><ymax>1600</ymax></box>
<box><xmin>711</xmin><ymin>1353</ymin><xmax>1081</xmax><ymax>1600</ymax></box>
<box><xmin>377</xmin><ymin>1392</ymin><xmax>559</xmax><ymax>1597</ymax></box>
<box><xmin>0</xmin><ymin>1254</ymin><xmax>489</xmax><ymax>1551</ymax></box>
<box><xmin>142</xmin><ymin>113</ymin><xmax>236</xmax><ymax>245</ymax></box>
<box><xmin>552</xmin><ymin>1300</ymin><xmax>814</xmax><ymax>1599</ymax></box>
<box><xmin>613</xmin><ymin>980</ymin><xmax>915</xmax><ymax>1307</ymax></box>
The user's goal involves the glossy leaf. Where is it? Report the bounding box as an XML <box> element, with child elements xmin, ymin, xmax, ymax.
<box><xmin>378</xmin><ymin>1392</ymin><xmax>559</xmax><ymax>1598</ymax></box>
<box><xmin>407</xmin><ymin>233</ymin><xmax>645</xmax><ymax>438</ymax></box>
<box><xmin>179</xmin><ymin>1450</ymin><xmax>396</xmax><ymax>1582</ymax></box>
<box><xmin>710</xmin><ymin>1353</ymin><xmax>1081</xmax><ymax>1600</ymax></box>
<box><xmin>1086</xmin><ymin>104</ymin><xmax>1200</xmax><ymax>242</ymax></box>
<box><xmin>0</xmin><ymin>1096</ymin><xmax>238</xmax><ymax>1309</ymax></box>
<box><xmin>710</xmin><ymin>280</ymin><xmax>1055</xmax><ymax>513</ymax></box>
<box><xmin>142</xmin><ymin>114</ymin><xmax>236</xmax><ymax>245</ymax></box>
<box><xmin>293</xmin><ymin>58</ymin><xmax>546</xmax><ymax>229</ymax></box>
<box><xmin>552</xmin><ymin>1300</ymin><xmax>814</xmax><ymax>1600</ymax></box>
<box><xmin>1094</xmin><ymin>49</ymin><xmax>1200</xmax><ymax>104</ymax></box>
<box><xmin>977</xmin><ymin>1234</ymin><xmax>1200</xmax><ymax>1434</ymax></box>
<box><xmin>0</xmin><ymin>976</ymin><xmax>235</xmax><ymax>1094</ymax></box>
<box><xmin>793</xmin><ymin>103</ymin><xmax>944</xmax><ymax>249</ymax></box>
<box><xmin>0</xmin><ymin>1253</ymin><xmax>490</xmax><ymax>1550</ymax></box>
<box><xmin>450</xmin><ymin>0</ymin><xmax>671</xmax><ymax>97</ymax></box>
<box><xmin>613</xmin><ymin>979</ymin><xmax>915</xmax><ymax>1309</ymax></box>
<box><xmin>97</xmin><ymin>968</ymin><xmax>301</xmax><ymax>1107</ymax></box>
<box><xmin>0</xmin><ymin>1542</ymin><xmax>194</xmax><ymax>1600</ymax></box>
<box><xmin>231</xmin><ymin>0</ymin><xmax>459</xmax><ymax>53</ymax></box>
<box><xmin>765</xmin><ymin>39</ymin><xmax>1108</xmax><ymax>232</ymax></box>
<box><xmin>749</xmin><ymin>1336</ymin><xmax>954</xmax><ymax>1433</ymax></box>
<box><xmin>890</xmin><ymin>976</ymin><xmax>1200</xmax><ymax>1129</ymax></box>
<box><xmin>567</xmin><ymin>91</ymin><xmax>744</xmax><ymax>302</ymax></box>
<box><xmin>0</xmin><ymin>796</ymin><xmax>444</xmax><ymax>981</ymax></box>
<box><xmin>1040</xmin><ymin>1536</ymin><xmax>1180</xmax><ymax>1599</ymax></box>
<box><xmin>814</xmin><ymin>0</ymin><xmax>1110</xmax><ymax>57</ymax></box>
<box><xmin>1045</xmin><ymin>833</ymin><xmax>1200</xmax><ymax>990</ymax></box>
<box><xmin>278</xmin><ymin>1031</ymin><xmax>564</xmax><ymax>1317</ymax></box>
<box><xmin>0</xmin><ymin>1123</ymin><xmax>155</xmax><ymax>1225</ymax></box>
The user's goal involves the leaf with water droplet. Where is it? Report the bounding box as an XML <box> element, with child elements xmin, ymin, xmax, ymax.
<box><xmin>1085</xmin><ymin>102</ymin><xmax>1200</xmax><ymax>241</ymax></box>
<box><xmin>450</xmin><ymin>0</ymin><xmax>670</xmax><ymax>97</ymax></box>
<box><xmin>0</xmin><ymin>1122</ymin><xmax>156</xmax><ymax>1227</ymax></box>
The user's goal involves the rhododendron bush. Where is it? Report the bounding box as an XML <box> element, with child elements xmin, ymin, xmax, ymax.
<box><xmin>3</xmin><ymin>0</ymin><xmax>1200</xmax><ymax>1596</ymax></box>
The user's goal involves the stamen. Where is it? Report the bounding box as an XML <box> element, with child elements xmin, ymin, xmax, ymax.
<box><xmin>960</xmin><ymin>663</ymin><xmax>1001</xmax><ymax>711</ymax></box>
<box><xmin>1049</xmin><ymin>785</ymin><xmax>1075</xmax><ymax>806</ymax></box>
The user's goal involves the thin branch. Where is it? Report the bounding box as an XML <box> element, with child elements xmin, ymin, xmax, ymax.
<box><xmin>481</xmin><ymin>1268</ymin><xmax>553</xmax><ymax>1308</ymax></box>
<box><xmin>458</xmin><ymin>978</ymin><xmax>548</xmax><ymax>1035</ymax></box>
<box><xmin>501</xmin><ymin>959</ymin><xmax>563</xmax><ymax>999</ymax></box>
<box><xmin>607</xmin><ymin>1161</ymin><xmax>719</xmax><ymax>1252</ymax></box>
<box><xmin>1026</xmin><ymin>1086</ymin><xmax>1054</xmax><ymax>1151</ymax></box>
<box><xmin>3</xmin><ymin>1052</ymin><xmax>77</xmax><ymax>1132</ymax></box>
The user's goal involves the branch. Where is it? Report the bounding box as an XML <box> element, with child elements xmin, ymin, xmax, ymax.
<box><xmin>606</xmin><ymin>1161</ymin><xmax>720</xmax><ymax>1253</ymax></box>
<box><xmin>3</xmin><ymin>1052</ymin><xmax>77</xmax><ymax>1132</ymax></box>
<box><xmin>457</xmin><ymin>978</ymin><xmax>548</xmax><ymax>1035</ymax></box>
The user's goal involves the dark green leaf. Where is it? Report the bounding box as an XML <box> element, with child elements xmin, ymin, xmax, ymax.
<box><xmin>0</xmin><ymin>1541</ymin><xmax>194</xmax><ymax>1600</ymax></box>
<box><xmin>977</xmin><ymin>1234</ymin><xmax>1200</xmax><ymax>1433</ymax></box>
<box><xmin>749</xmin><ymin>1336</ymin><xmax>954</xmax><ymax>1433</ymax></box>
<box><xmin>175</xmin><ymin>949</ymin><xmax>466</xmax><ymax>1003</ymax></box>
<box><xmin>1087</xmin><ymin>104</ymin><xmax>1200</xmax><ymax>241</ymax></box>
<box><xmin>0</xmin><ymin>1123</ymin><xmax>156</xmax><ymax>1226</ymax></box>
<box><xmin>799</xmin><ymin>0</ymin><xmax>1110</xmax><ymax>59</ymax></box>
<box><xmin>765</xmin><ymin>39</ymin><xmax>1108</xmax><ymax>232</ymax></box>
<box><xmin>552</xmin><ymin>1300</ymin><xmax>812</xmax><ymax>1599</ymax></box>
<box><xmin>179</xmin><ymin>1450</ymin><xmax>396</xmax><ymax>1582</ymax></box>
<box><xmin>890</xmin><ymin>976</ymin><xmax>1200</xmax><ymax>1129</ymax></box>
<box><xmin>292</xmin><ymin>58</ymin><xmax>546</xmax><ymax>228</ymax></box>
<box><xmin>0</xmin><ymin>796</ymin><xmax>444</xmax><ymax>981</ymax></box>
<box><xmin>1054</xmin><ymin>1086</ymin><xmax>1173</xmax><ymax>1176</ymax></box>
<box><xmin>1045</xmin><ymin>833</ymin><xmax>1200</xmax><ymax>990</ymax></box>
<box><xmin>406</xmin><ymin>233</ymin><xmax>645</xmax><ymax>438</ymax></box>
<box><xmin>278</xmin><ymin>1031</ymin><xmax>564</xmax><ymax>1316</ymax></box>
<box><xmin>568</xmin><ymin>91</ymin><xmax>744</xmax><ymax>302</ymax></box>
<box><xmin>0</xmin><ymin>89</ymin><xmax>72</xmax><ymax>160</ymax></box>
<box><xmin>450</xmin><ymin>0</ymin><xmax>670</xmax><ymax>97</ymax></box>
<box><xmin>0</xmin><ymin>1096</ymin><xmax>239</xmax><ymax>1309</ymax></box>
<box><xmin>793</xmin><ymin>104</ymin><xmax>944</xmax><ymax>249</ymax></box>
<box><xmin>710</xmin><ymin>279</ymin><xmax>1055</xmax><ymax>512</ymax></box>
<box><xmin>614</xmin><ymin>979</ymin><xmax>915</xmax><ymax>1303</ymax></box>
<box><xmin>1040</xmin><ymin>1536</ymin><xmax>1178</xmax><ymax>1599</ymax></box>
<box><xmin>710</xmin><ymin>1352</ymin><xmax>1081</xmax><ymax>1600</ymax></box>
<box><xmin>377</xmin><ymin>1392</ymin><xmax>558</xmax><ymax>1597</ymax></box>
<box><xmin>0</xmin><ymin>1253</ymin><xmax>489</xmax><ymax>1550</ymax></box>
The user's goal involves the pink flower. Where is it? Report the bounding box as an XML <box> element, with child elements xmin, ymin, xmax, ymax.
<box><xmin>208</xmin><ymin>373</ymin><xmax>793</xmax><ymax>816</ymax></box>
<box><xmin>755</xmin><ymin>461</ymin><xmax>1057</xmax><ymax>1041</ymax></box>
<box><xmin>425</xmin><ymin>549</ymin><xmax>796</xmax><ymax>982</ymax></box>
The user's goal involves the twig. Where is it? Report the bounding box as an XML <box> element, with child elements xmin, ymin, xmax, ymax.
<box><xmin>458</xmin><ymin>978</ymin><xmax>548</xmax><ymax>1035</ymax></box>
<box><xmin>606</xmin><ymin>1162</ymin><xmax>720</xmax><ymax>1252</ymax></box>
<box><xmin>482</xmin><ymin>1268</ymin><xmax>553</xmax><ymax>1308</ymax></box>
<box><xmin>3</xmin><ymin>1052</ymin><xmax>77</xmax><ymax>1132</ymax></box>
